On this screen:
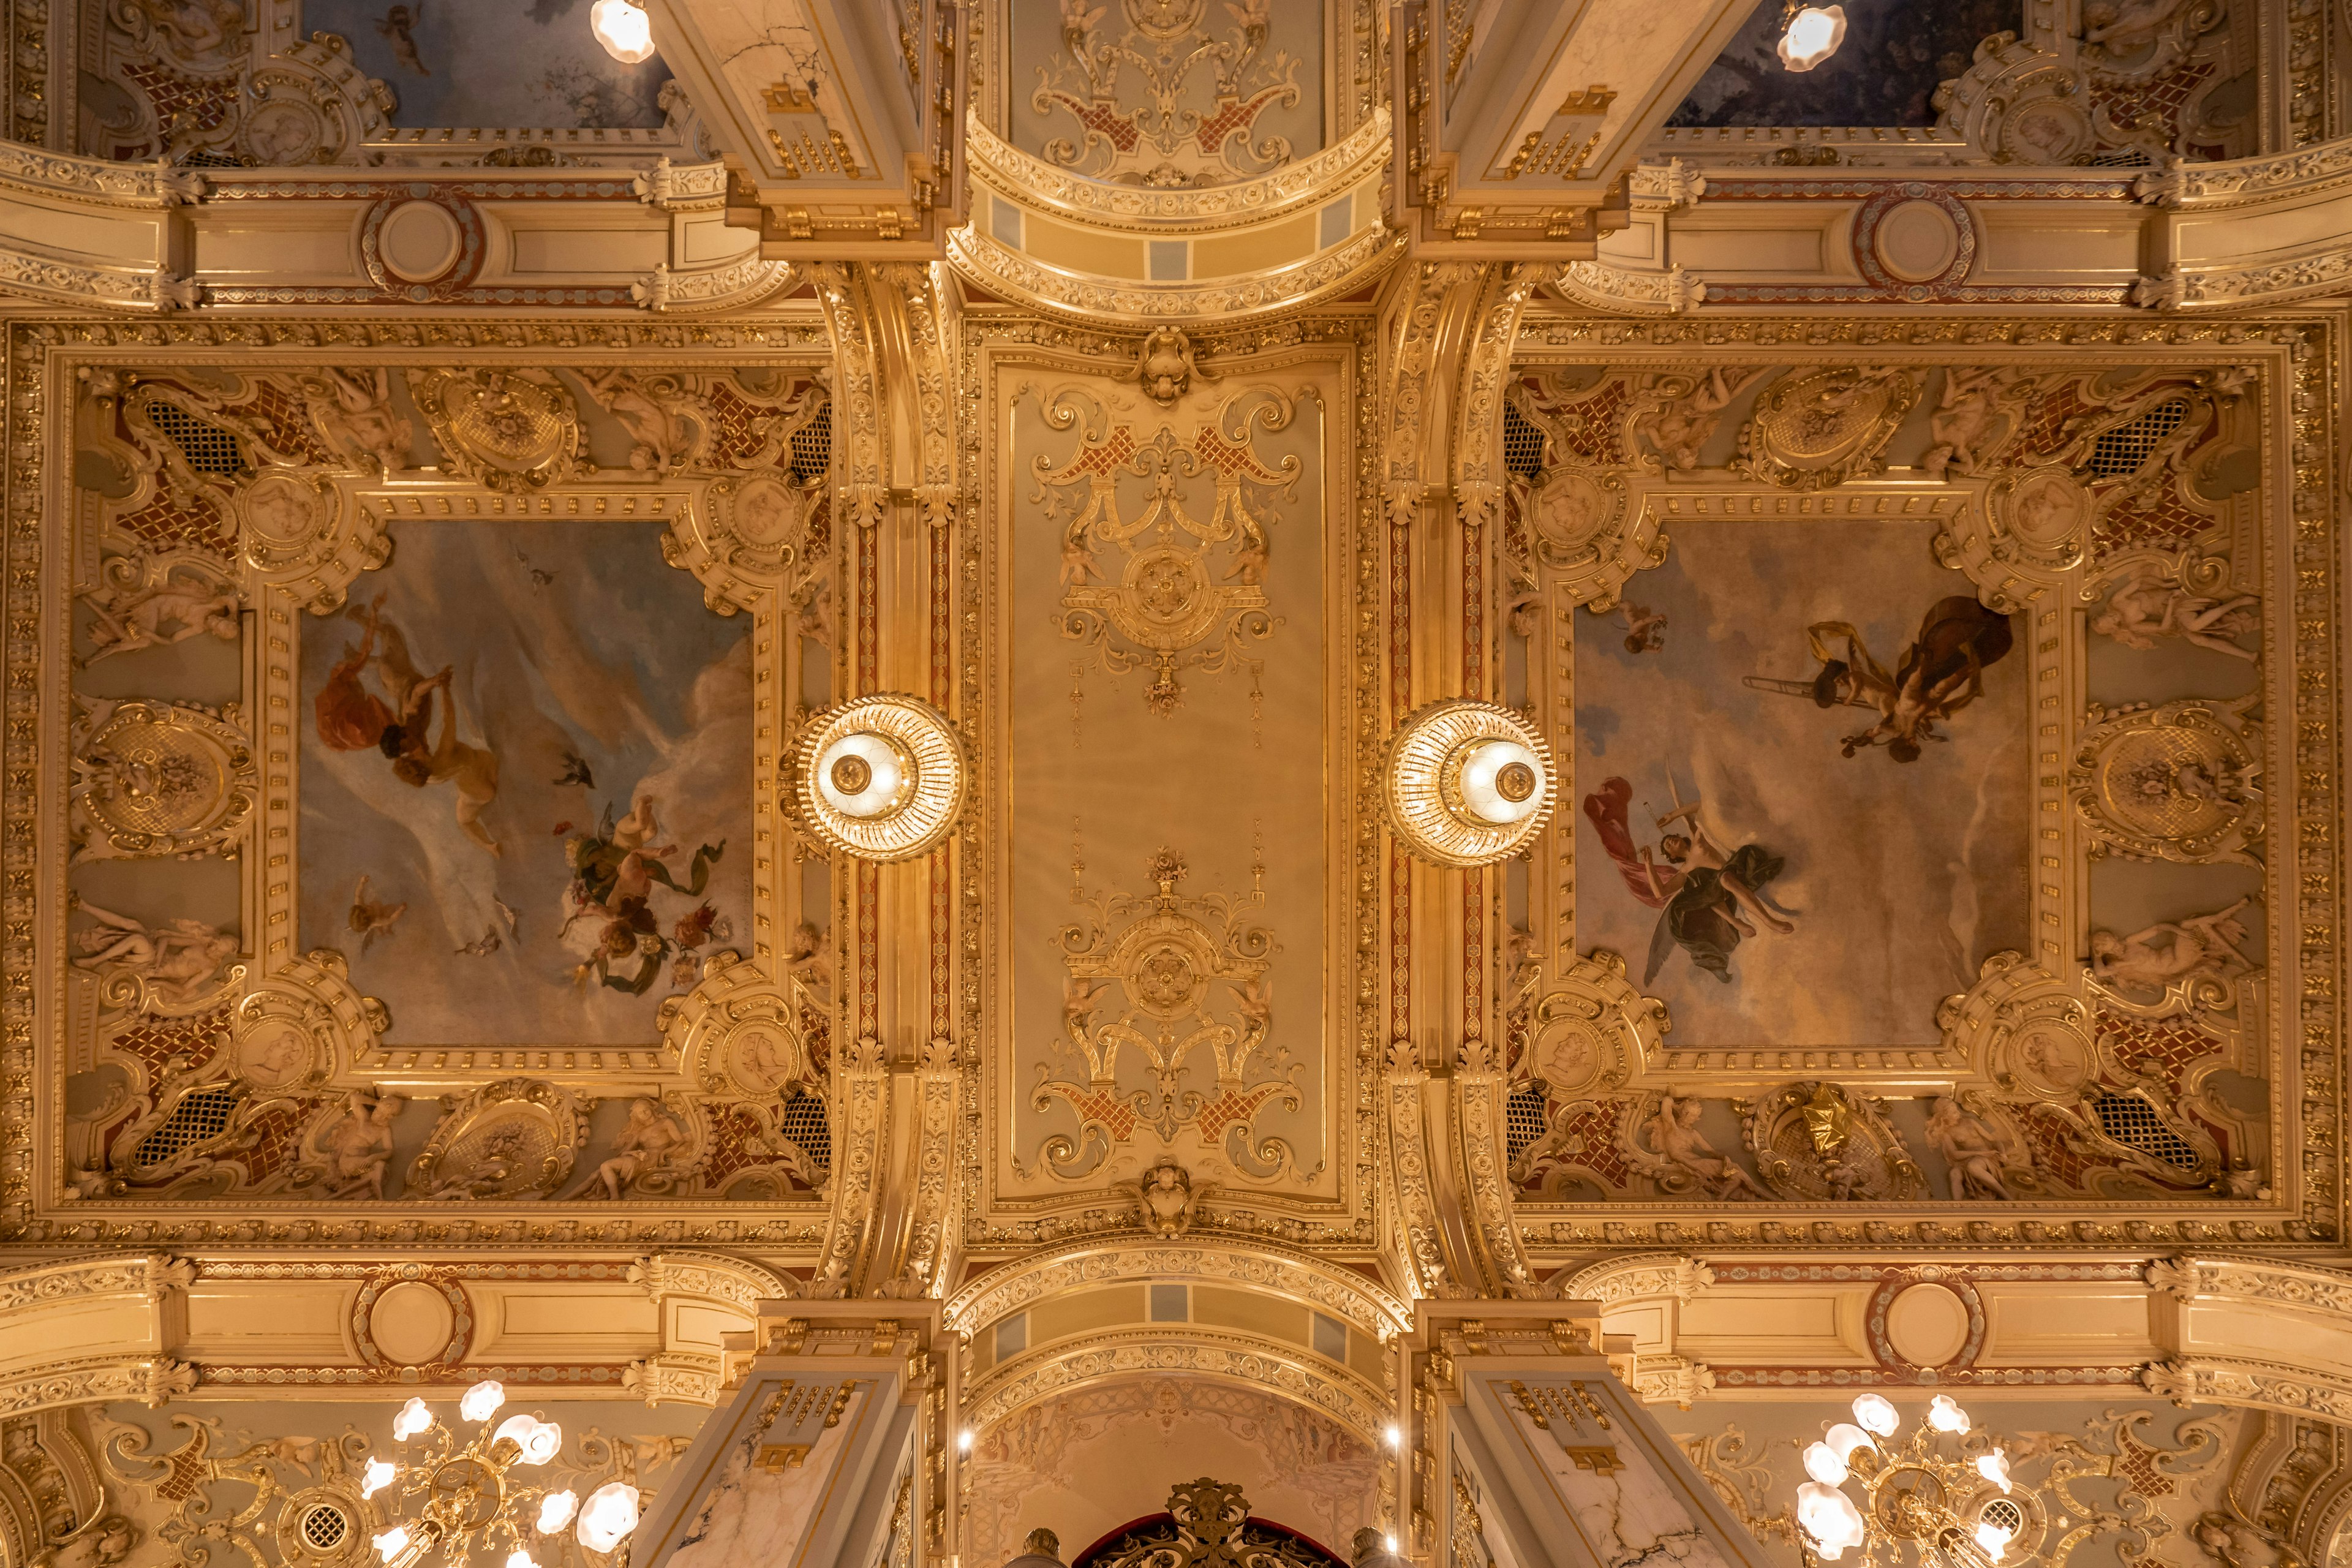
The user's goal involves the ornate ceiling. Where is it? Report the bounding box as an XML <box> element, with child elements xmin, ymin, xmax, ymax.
<box><xmin>0</xmin><ymin>2</ymin><xmax>2347</xmax><ymax>1568</ymax></box>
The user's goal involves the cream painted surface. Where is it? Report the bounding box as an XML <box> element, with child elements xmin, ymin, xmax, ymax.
<box><xmin>1970</xmin><ymin>206</ymin><xmax>2143</xmax><ymax>282</ymax></box>
<box><xmin>1971</xmin><ymin>1285</ymin><xmax>2157</xmax><ymax>1365</ymax></box>
<box><xmin>179</xmin><ymin>1281</ymin><xmax>355</xmax><ymax>1361</ymax></box>
<box><xmin>191</xmin><ymin>209</ymin><xmax>362</xmax><ymax>277</ymax></box>
<box><xmin>0</xmin><ymin>199</ymin><xmax>161</xmax><ymax>262</ymax></box>
<box><xmin>665</xmin><ymin>1300</ymin><xmax>745</xmax><ymax>1355</ymax></box>
<box><xmin>2176</xmin><ymin>189</ymin><xmax>2352</xmax><ymax>263</ymax></box>
<box><xmin>1669</xmin><ymin>208</ymin><xmax>1855</xmax><ymax>276</ymax></box>
<box><xmin>678</xmin><ymin>214</ymin><xmax>759</xmax><ymax>265</ymax></box>
<box><xmin>492</xmin><ymin>214</ymin><xmax>669</xmax><ymax>277</ymax></box>
<box><xmin>1600</xmin><ymin>1301</ymin><xmax>1674</xmax><ymax>1350</ymax></box>
<box><xmin>2182</xmin><ymin>1300</ymin><xmax>2352</xmax><ymax>1368</ymax></box>
<box><xmin>0</xmin><ymin>1295</ymin><xmax>168</xmax><ymax>1373</ymax></box>
<box><xmin>1598</xmin><ymin>213</ymin><xmax>1665</xmax><ymax>267</ymax></box>
<box><xmin>1675</xmin><ymin>1290</ymin><xmax>1869</xmax><ymax>1362</ymax></box>
<box><xmin>464</xmin><ymin>1281</ymin><xmax>660</xmax><ymax>1359</ymax></box>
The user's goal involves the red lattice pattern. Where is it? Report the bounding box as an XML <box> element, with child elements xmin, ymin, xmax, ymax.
<box><xmin>107</xmin><ymin>1009</ymin><xmax>230</xmax><ymax>1076</ymax></box>
<box><xmin>2093</xmin><ymin>59</ymin><xmax>2216</xmax><ymax>145</ymax></box>
<box><xmin>1051</xmin><ymin>1085</ymin><xmax>1140</xmax><ymax>1141</ymax></box>
<box><xmin>2095</xmin><ymin>1010</ymin><xmax>2225</xmax><ymax>1092</ymax></box>
<box><xmin>2113</xmin><ymin>1425</ymin><xmax>2177</xmax><ymax>1498</ymax></box>
<box><xmin>700</xmin><ymin>1104</ymin><xmax>769</xmax><ymax>1186</ymax></box>
<box><xmin>1526</xmin><ymin>1096</ymin><xmax>1630</xmax><ymax>1191</ymax></box>
<box><xmin>1055</xmin><ymin>425</ymin><xmax>1140</xmax><ymax>480</ymax></box>
<box><xmin>154</xmin><ymin>1434</ymin><xmax>213</xmax><ymax>1502</ymax></box>
<box><xmin>2013</xmin><ymin>382</ymin><xmax>2101</xmax><ymax>463</ymax></box>
<box><xmin>1042</xmin><ymin>94</ymin><xmax>1141</xmax><ymax>153</ymax></box>
<box><xmin>799</xmin><ymin>1001</ymin><xmax>832</xmax><ymax>1082</ymax></box>
<box><xmin>1194</xmin><ymin>1084</ymin><xmax>1284</xmax><ymax>1144</ymax></box>
<box><xmin>113</xmin><ymin>491</ymin><xmax>232</xmax><ymax>557</ymax></box>
<box><xmin>119</xmin><ymin>63</ymin><xmax>239</xmax><ymax>151</ymax></box>
<box><xmin>2024</xmin><ymin>1105</ymin><xmax>2103</xmax><ymax>1189</ymax></box>
<box><xmin>1529</xmin><ymin>377</ymin><xmax>1633</xmax><ymax>468</ymax></box>
<box><xmin>1193</xmin><ymin>88</ymin><xmax>1286</xmax><ymax>156</ymax></box>
<box><xmin>228</xmin><ymin>1101</ymin><xmax>311</xmax><ymax>1185</ymax></box>
<box><xmin>1188</xmin><ymin>424</ymin><xmax>1288</xmax><ymax>483</ymax></box>
<box><xmin>703</xmin><ymin>380</ymin><xmax>810</xmax><ymax>467</ymax></box>
<box><xmin>230</xmin><ymin>380</ymin><xmax>336</xmax><ymax>466</ymax></box>
<box><xmin>2092</xmin><ymin>488</ymin><xmax>2216</xmax><ymax>562</ymax></box>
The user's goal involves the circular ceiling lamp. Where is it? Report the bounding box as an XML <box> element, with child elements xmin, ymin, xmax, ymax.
<box><xmin>589</xmin><ymin>0</ymin><xmax>657</xmax><ymax>64</ymax></box>
<box><xmin>1382</xmin><ymin>699</ymin><xmax>1558</xmax><ymax>868</ymax></box>
<box><xmin>785</xmin><ymin>694</ymin><xmax>968</xmax><ymax>863</ymax></box>
<box><xmin>1776</xmin><ymin>2</ymin><xmax>1848</xmax><ymax>70</ymax></box>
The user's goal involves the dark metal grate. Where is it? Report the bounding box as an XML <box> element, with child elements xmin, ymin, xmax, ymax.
<box><xmin>141</xmin><ymin>396</ymin><xmax>248</xmax><ymax>477</ymax></box>
<box><xmin>1501</xmin><ymin>401</ymin><xmax>1547</xmax><ymax>481</ymax></box>
<box><xmin>2092</xmin><ymin>1093</ymin><xmax>2202</xmax><ymax>1170</ymax></box>
<box><xmin>2084</xmin><ymin>396</ymin><xmax>2190</xmax><ymax>478</ymax></box>
<box><xmin>132</xmin><ymin>1087</ymin><xmax>240</xmax><ymax>1166</ymax></box>
<box><xmin>789</xmin><ymin>397</ymin><xmax>834</xmax><ymax>486</ymax></box>
<box><xmin>1505</xmin><ymin>1085</ymin><xmax>1550</xmax><ymax>1163</ymax></box>
<box><xmin>779</xmin><ymin>1089</ymin><xmax>831</xmax><ymax>1174</ymax></box>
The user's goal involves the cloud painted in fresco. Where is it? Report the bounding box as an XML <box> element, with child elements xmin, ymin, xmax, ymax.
<box><xmin>303</xmin><ymin>0</ymin><xmax>673</xmax><ymax>129</ymax></box>
<box><xmin>1573</xmin><ymin>519</ymin><xmax>2030</xmax><ymax>1047</ymax></box>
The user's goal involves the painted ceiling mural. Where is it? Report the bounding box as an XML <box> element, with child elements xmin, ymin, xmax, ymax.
<box><xmin>2</xmin><ymin>3</ymin><xmax>2352</xmax><ymax>1568</ymax></box>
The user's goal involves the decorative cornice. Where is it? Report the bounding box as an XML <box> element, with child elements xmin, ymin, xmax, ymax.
<box><xmin>944</xmin><ymin>221</ymin><xmax>1402</xmax><ymax>323</ymax></box>
<box><xmin>967</xmin><ymin>110</ymin><xmax>1390</xmax><ymax>235</ymax></box>
<box><xmin>963</xmin><ymin>1325</ymin><xmax>1388</xmax><ymax>1442</ymax></box>
<box><xmin>944</xmin><ymin>1237</ymin><xmax>1409</xmax><ymax>1338</ymax></box>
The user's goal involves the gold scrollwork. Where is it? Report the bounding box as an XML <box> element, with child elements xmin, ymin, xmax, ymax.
<box><xmin>1740</xmin><ymin>1080</ymin><xmax>1926</xmax><ymax>1201</ymax></box>
<box><xmin>405</xmin><ymin>1079</ymin><xmax>588</xmax><ymax>1201</ymax></box>
<box><xmin>2070</xmin><ymin>695</ymin><xmax>2263</xmax><ymax>864</ymax></box>
<box><xmin>409</xmin><ymin>368</ymin><xmax>583</xmax><ymax>491</ymax></box>
<box><xmin>1737</xmin><ymin>367</ymin><xmax>1920</xmax><ymax>490</ymax></box>
<box><xmin>68</xmin><ymin>697</ymin><xmax>255</xmax><ymax>864</ymax></box>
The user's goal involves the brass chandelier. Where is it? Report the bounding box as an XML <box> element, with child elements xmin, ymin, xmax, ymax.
<box><xmin>360</xmin><ymin>1380</ymin><xmax>643</xmax><ymax>1567</ymax></box>
<box><xmin>1795</xmin><ymin>1394</ymin><xmax>2037</xmax><ymax>1568</ymax></box>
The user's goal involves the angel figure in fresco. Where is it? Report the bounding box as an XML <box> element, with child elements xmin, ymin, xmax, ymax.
<box><xmin>1581</xmin><ymin>775</ymin><xmax>1795</xmax><ymax>987</ymax></box>
<box><xmin>2089</xmin><ymin>897</ymin><xmax>2256</xmax><ymax>996</ymax></box>
<box><xmin>346</xmin><ymin>875</ymin><xmax>408</xmax><ymax>956</ymax></box>
<box><xmin>1790</xmin><ymin>595</ymin><xmax>2016</xmax><ymax>763</ymax></box>
<box><xmin>1642</xmin><ymin>1093</ymin><xmax>1767</xmax><ymax>1200</ymax></box>
<box><xmin>561</xmin><ymin>796</ymin><xmax>726</xmax><ymax>996</ymax></box>
<box><xmin>313</xmin><ymin>598</ymin><xmax>436</xmax><ymax>754</ymax></box>
<box><xmin>2091</xmin><ymin>563</ymin><xmax>2260</xmax><ymax>660</ymax></box>
<box><xmin>1618</xmin><ymin>600</ymin><xmax>1667</xmax><ymax>654</ymax></box>
<box><xmin>383</xmin><ymin>668</ymin><xmax>503</xmax><ymax>856</ymax></box>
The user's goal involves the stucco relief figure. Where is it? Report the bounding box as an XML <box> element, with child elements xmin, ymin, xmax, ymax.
<box><xmin>582</xmin><ymin>1098</ymin><xmax>692</xmax><ymax>1197</ymax></box>
<box><xmin>2092</xmin><ymin>563</ymin><xmax>2260</xmax><ymax>660</ymax></box>
<box><xmin>70</xmin><ymin>902</ymin><xmax>240</xmax><ymax>1008</ymax></box>
<box><xmin>304</xmin><ymin>1090</ymin><xmax>407</xmax><ymax>1198</ymax></box>
<box><xmin>1635</xmin><ymin>366</ymin><xmax>1766</xmax><ymax>471</ymax></box>
<box><xmin>579</xmin><ymin>368</ymin><xmax>699</xmax><ymax>470</ymax></box>
<box><xmin>2192</xmin><ymin>1514</ymin><xmax>2302</xmax><ymax>1568</ymax></box>
<box><xmin>1924</xmin><ymin>1096</ymin><xmax>2014</xmax><ymax>1199</ymax></box>
<box><xmin>1640</xmin><ymin>1093</ymin><xmax>1767</xmax><ymax>1199</ymax></box>
<box><xmin>1115</xmin><ymin>1156</ymin><xmax>1210</xmax><ymax>1237</ymax></box>
<box><xmin>82</xmin><ymin>565</ymin><xmax>240</xmax><ymax>662</ymax></box>
<box><xmin>1921</xmin><ymin>367</ymin><xmax>2021</xmax><ymax>480</ymax></box>
<box><xmin>304</xmin><ymin>368</ymin><xmax>413</xmax><ymax>473</ymax></box>
<box><xmin>785</xmin><ymin>919</ymin><xmax>832</xmax><ymax>998</ymax></box>
<box><xmin>2090</xmin><ymin>897</ymin><xmax>2256</xmax><ymax>996</ymax></box>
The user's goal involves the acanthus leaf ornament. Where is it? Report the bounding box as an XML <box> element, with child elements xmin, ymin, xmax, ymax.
<box><xmin>1382</xmin><ymin>699</ymin><xmax>1557</xmax><ymax>869</ymax></box>
<box><xmin>783</xmin><ymin>693</ymin><xmax>968</xmax><ymax>863</ymax></box>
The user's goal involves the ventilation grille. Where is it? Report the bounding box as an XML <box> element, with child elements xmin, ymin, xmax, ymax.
<box><xmin>1501</xmin><ymin>401</ymin><xmax>1546</xmax><ymax>481</ymax></box>
<box><xmin>2084</xmin><ymin>396</ymin><xmax>2190</xmax><ymax>478</ymax></box>
<box><xmin>1505</xmin><ymin>1085</ymin><xmax>1550</xmax><ymax>1164</ymax></box>
<box><xmin>2079</xmin><ymin>148</ymin><xmax>2155</xmax><ymax>168</ymax></box>
<box><xmin>298</xmin><ymin>1502</ymin><xmax>350</xmax><ymax>1553</ymax></box>
<box><xmin>132</xmin><ymin>1087</ymin><xmax>240</xmax><ymax>1167</ymax></box>
<box><xmin>179</xmin><ymin>149</ymin><xmax>250</xmax><ymax>169</ymax></box>
<box><xmin>141</xmin><ymin>396</ymin><xmax>249</xmax><ymax>477</ymax></box>
<box><xmin>788</xmin><ymin>397</ymin><xmax>834</xmax><ymax>487</ymax></box>
<box><xmin>1979</xmin><ymin>1499</ymin><xmax>2025</xmax><ymax>1535</ymax></box>
<box><xmin>2092</xmin><ymin>1093</ymin><xmax>2202</xmax><ymax>1170</ymax></box>
<box><xmin>779</xmin><ymin>1089</ymin><xmax>831</xmax><ymax>1174</ymax></box>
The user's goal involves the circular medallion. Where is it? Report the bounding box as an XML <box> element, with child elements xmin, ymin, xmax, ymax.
<box><xmin>726</xmin><ymin>1025</ymin><xmax>807</xmax><ymax>1096</ymax></box>
<box><xmin>239</xmin><ymin>470</ymin><xmax>322</xmax><ymax>547</ymax></box>
<box><xmin>2010</xmin><ymin>1022</ymin><xmax>2092</xmax><ymax>1096</ymax></box>
<box><xmin>1529</xmin><ymin>470</ymin><xmax>1608</xmax><ymax>548</ymax></box>
<box><xmin>369</xmin><ymin>1280</ymin><xmax>459</xmax><ymax>1366</ymax></box>
<box><xmin>1882</xmin><ymin>1281</ymin><xmax>1971</xmax><ymax>1368</ymax></box>
<box><xmin>1872</xmin><ymin>199</ymin><xmax>1962</xmax><ymax>283</ymax></box>
<box><xmin>1383</xmin><ymin>699</ymin><xmax>1559</xmax><ymax>867</ymax></box>
<box><xmin>785</xmin><ymin>694</ymin><xmax>968</xmax><ymax>862</ymax></box>
<box><xmin>728</xmin><ymin>472</ymin><xmax>801</xmax><ymax>550</ymax></box>
<box><xmin>2003</xmin><ymin>466</ymin><xmax>2090</xmax><ymax>556</ymax></box>
<box><xmin>242</xmin><ymin>99</ymin><xmax>324</xmax><ymax>165</ymax></box>
<box><xmin>232</xmin><ymin>1019</ymin><xmax>312</xmax><ymax>1089</ymax></box>
<box><xmin>377</xmin><ymin>200</ymin><xmax>465</xmax><ymax>284</ymax></box>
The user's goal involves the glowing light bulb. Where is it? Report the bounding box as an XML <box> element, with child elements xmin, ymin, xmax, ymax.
<box><xmin>495</xmin><ymin>1414</ymin><xmax>564</xmax><ymax>1465</ymax></box>
<box><xmin>589</xmin><ymin>0</ymin><xmax>657</xmax><ymax>64</ymax></box>
<box><xmin>1975</xmin><ymin>1520</ymin><xmax>2016</xmax><ymax>1562</ymax></box>
<box><xmin>392</xmin><ymin>1398</ymin><xmax>432</xmax><ymax>1441</ymax></box>
<box><xmin>371</xmin><ymin>1526</ymin><xmax>411</xmax><ymax>1564</ymax></box>
<box><xmin>1850</xmin><ymin>1393</ymin><xmax>1900</xmax><ymax>1436</ymax></box>
<box><xmin>1777</xmin><ymin>4</ymin><xmax>1847</xmax><ymax>70</ymax></box>
<box><xmin>575</xmin><ymin>1482</ymin><xmax>641</xmax><ymax>1553</ymax></box>
<box><xmin>816</xmin><ymin>733</ymin><xmax>910</xmax><ymax>818</ymax></box>
<box><xmin>1928</xmin><ymin>1395</ymin><xmax>1972</xmax><ymax>1434</ymax></box>
<box><xmin>1456</xmin><ymin>738</ymin><xmax>1545</xmax><ymax>826</ymax></box>
<box><xmin>1976</xmin><ymin>1449</ymin><xmax>2013</xmax><ymax>1493</ymax></box>
<box><xmin>1802</xmin><ymin>1440</ymin><xmax>1849</xmax><ymax>1486</ymax></box>
<box><xmin>538</xmin><ymin>1491</ymin><xmax>579</xmax><ymax>1534</ymax></box>
<box><xmin>1796</xmin><ymin>1482</ymin><xmax>1868</xmax><ymax>1561</ymax></box>
<box><xmin>1384</xmin><ymin>1538</ymin><xmax>1399</xmax><ymax>1555</ymax></box>
<box><xmin>361</xmin><ymin>1458</ymin><xmax>398</xmax><ymax>1499</ymax></box>
<box><xmin>957</xmin><ymin>1428</ymin><xmax>974</xmax><ymax>1453</ymax></box>
<box><xmin>506</xmin><ymin>1552</ymin><xmax>538</xmax><ymax>1568</ymax></box>
<box><xmin>459</xmin><ymin>1380</ymin><xmax>505</xmax><ymax>1424</ymax></box>
<box><xmin>1824</xmin><ymin>1422</ymin><xmax>1876</xmax><ymax>1461</ymax></box>
<box><xmin>1385</xmin><ymin>1424</ymin><xmax>1403</xmax><ymax>1449</ymax></box>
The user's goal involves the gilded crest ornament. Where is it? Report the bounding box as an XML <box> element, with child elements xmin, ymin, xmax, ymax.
<box><xmin>1044</xmin><ymin>396</ymin><xmax>1293</xmax><ymax>716</ymax></box>
<box><xmin>406</xmin><ymin>1079</ymin><xmax>587</xmax><ymax>1202</ymax></box>
<box><xmin>69</xmin><ymin>698</ymin><xmax>257</xmax><ymax>863</ymax></box>
<box><xmin>409</xmin><ymin>369</ymin><xmax>581</xmax><ymax>490</ymax></box>
<box><xmin>1034</xmin><ymin>847</ymin><xmax>1301</xmax><ymax>1179</ymax></box>
<box><xmin>1382</xmin><ymin>699</ymin><xmax>1556</xmax><ymax>868</ymax></box>
<box><xmin>2070</xmin><ymin>696</ymin><xmax>2262</xmax><ymax>864</ymax></box>
<box><xmin>1738</xmin><ymin>366</ymin><xmax>1919</xmax><ymax>489</ymax></box>
<box><xmin>783</xmin><ymin>693</ymin><xmax>968</xmax><ymax>862</ymax></box>
<box><xmin>1741</xmin><ymin>1080</ymin><xmax>1924</xmax><ymax>1200</ymax></box>
<box><xmin>1085</xmin><ymin>1480</ymin><xmax>1335</xmax><ymax>1568</ymax></box>
<box><xmin>1137</xmin><ymin>326</ymin><xmax>1208</xmax><ymax>405</ymax></box>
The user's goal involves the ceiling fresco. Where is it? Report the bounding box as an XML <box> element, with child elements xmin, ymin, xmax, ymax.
<box><xmin>298</xmin><ymin>1</ymin><xmax>677</xmax><ymax>130</ymax></box>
